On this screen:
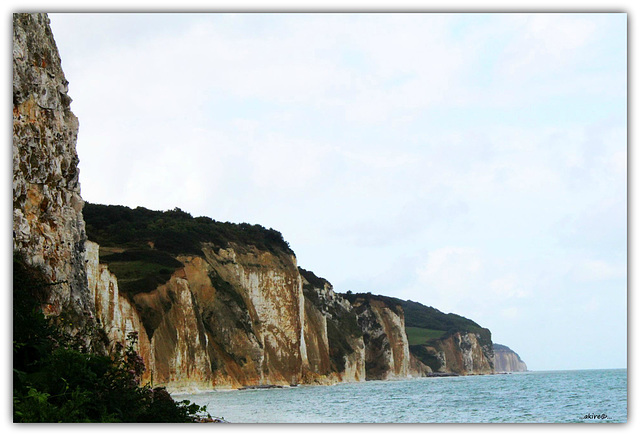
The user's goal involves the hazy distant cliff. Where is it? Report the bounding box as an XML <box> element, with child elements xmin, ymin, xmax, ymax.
<box><xmin>14</xmin><ymin>13</ymin><xmax>503</xmax><ymax>394</ymax></box>
<box><xmin>493</xmin><ymin>344</ymin><xmax>527</xmax><ymax>372</ymax></box>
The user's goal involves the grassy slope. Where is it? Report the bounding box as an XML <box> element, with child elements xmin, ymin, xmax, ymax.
<box><xmin>405</xmin><ymin>326</ymin><xmax>447</xmax><ymax>345</ymax></box>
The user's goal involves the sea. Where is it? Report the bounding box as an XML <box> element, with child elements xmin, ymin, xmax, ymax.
<box><xmin>173</xmin><ymin>369</ymin><xmax>627</xmax><ymax>423</ymax></box>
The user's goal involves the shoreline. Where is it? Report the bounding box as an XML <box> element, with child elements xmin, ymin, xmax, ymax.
<box><xmin>169</xmin><ymin>370</ymin><xmax>576</xmax><ymax>397</ymax></box>
<box><xmin>169</xmin><ymin>371</ymin><xmax>505</xmax><ymax>396</ymax></box>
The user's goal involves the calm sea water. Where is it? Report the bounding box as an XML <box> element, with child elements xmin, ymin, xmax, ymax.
<box><xmin>173</xmin><ymin>369</ymin><xmax>627</xmax><ymax>423</ymax></box>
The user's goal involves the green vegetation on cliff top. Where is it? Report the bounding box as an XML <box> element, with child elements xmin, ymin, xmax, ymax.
<box><xmin>84</xmin><ymin>202</ymin><xmax>293</xmax><ymax>257</ymax></box>
<box><xmin>298</xmin><ymin>267</ymin><xmax>330</xmax><ymax>290</ymax></box>
<box><xmin>401</xmin><ymin>299</ymin><xmax>486</xmax><ymax>335</ymax></box>
<box><xmin>83</xmin><ymin>202</ymin><xmax>294</xmax><ymax>297</ymax></box>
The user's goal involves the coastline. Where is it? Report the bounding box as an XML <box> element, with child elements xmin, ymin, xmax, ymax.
<box><xmin>168</xmin><ymin>371</ymin><xmax>498</xmax><ymax>396</ymax></box>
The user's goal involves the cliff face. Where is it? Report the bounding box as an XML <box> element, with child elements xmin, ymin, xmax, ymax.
<box><xmin>400</xmin><ymin>298</ymin><xmax>495</xmax><ymax>375</ymax></box>
<box><xmin>116</xmin><ymin>243</ymin><xmax>308</xmax><ymax>391</ymax></box>
<box><xmin>346</xmin><ymin>296</ymin><xmax>411</xmax><ymax>380</ymax></box>
<box><xmin>12</xmin><ymin>11</ymin><xmax>104</xmax><ymax>360</ymax></box>
<box><xmin>300</xmin><ymin>269</ymin><xmax>366</xmax><ymax>384</ymax></box>
<box><xmin>433</xmin><ymin>332</ymin><xmax>494</xmax><ymax>375</ymax></box>
<box><xmin>85</xmin><ymin>240</ymin><xmax>420</xmax><ymax>390</ymax></box>
<box><xmin>80</xmin><ymin>197</ymin><xmax>438</xmax><ymax>390</ymax></box>
<box><xmin>493</xmin><ymin>344</ymin><xmax>527</xmax><ymax>372</ymax></box>
<box><xmin>12</xmin><ymin>13</ymin><xmax>91</xmax><ymax>323</ymax></box>
<box><xmin>410</xmin><ymin>332</ymin><xmax>494</xmax><ymax>375</ymax></box>
<box><xmin>85</xmin><ymin>241</ymin><xmax>153</xmax><ymax>377</ymax></box>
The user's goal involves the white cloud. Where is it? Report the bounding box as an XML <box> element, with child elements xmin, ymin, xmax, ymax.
<box><xmin>501</xmin><ymin>306</ymin><xmax>520</xmax><ymax>319</ymax></box>
<box><xmin>489</xmin><ymin>274</ymin><xmax>529</xmax><ymax>298</ymax></box>
<box><xmin>412</xmin><ymin>247</ymin><xmax>484</xmax><ymax>312</ymax></box>
<box><xmin>410</xmin><ymin>248</ymin><xmax>532</xmax><ymax>314</ymax></box>
<box><xmin>246</xmin><ymin>134</ymin><xmax>330</xmax><ymax>192</ymax></box>
<box><xmin>572</xmin><ymin>259</ymin><xmax>626</xmax><ymax>282</ymax></box>
<box><xmin>498</xmin><ymin>14</ymin><xmax>598</xmax><ymax>80</ymax></box>
<box><xmin>417</xmin><ymin>247</ymin><xmax>482</xmax><ymax>283</ymax></box>
<box><xmin>580</xmin><ymin>295</ymin><xmax>600</xmax><ymax>314</ymax></box>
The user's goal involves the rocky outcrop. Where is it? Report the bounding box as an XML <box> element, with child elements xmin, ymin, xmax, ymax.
<box><xmin>300</xmin><ymin>269</ymin><xmax>366</xmax><ymax>384</ymax></box>
<box><xmin>493</xmin><ymin>344</ymin><xmax>527</xmax><ymax>372</ymax></box>
<box><xmin>85</xmin><ymin>241</ymin><xmax>153</xmax><ymax>379</ymax></box>
<box><xmin>434</xmin><ymin>332</ymin><xmax>494</xmax><ymax>375</ymax></box>
<box><xmin>115</xmin><ymin>243</ymin><xmax>308</xmax><ymax>391</ymax></box>
<box><xmin>346</xmin><ymin>295</ymin><xmax>411</xmax><ymax>380</ymax></box>
<box><xmin>410</xmin><ymin>332</ymin><xmax>494</xmax><ymax>375</ymax></box>
<box><xmin>12</xmin><ymin>13</ymin><xmax>96</xmax><ymax>346</ymax></box>
<box><xmin>409</xmin><ymin>353</ymin><xmax>433</xmax><ymax>377</ymax></box>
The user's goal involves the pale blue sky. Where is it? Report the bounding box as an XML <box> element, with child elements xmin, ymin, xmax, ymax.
<box><xmin>47</xmin><ymin>12</ymin><xmax>627</xmax><ymax>371</ymax></box>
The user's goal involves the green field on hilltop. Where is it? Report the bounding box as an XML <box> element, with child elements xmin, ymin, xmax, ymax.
<box><xmin>405</xmin><ymin>326</ymin><xmax>446</xmax><ymax>345</ymax></box>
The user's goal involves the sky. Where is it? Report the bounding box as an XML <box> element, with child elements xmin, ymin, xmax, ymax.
<box><xmin>44</xmin><ymin>12</ymin><xmax>627</xmax><ymax>371</ymax></box>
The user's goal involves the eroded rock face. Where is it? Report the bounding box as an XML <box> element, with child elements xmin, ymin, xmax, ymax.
<box><xmin>409</xmin><ymin>353</ymin><xmax>433</xmax><ymax>377</ymax></box>
<box><xmin>85</xmin><ymin>241</ymin><xmax>153</xmax><ymax>376</ymax></box>
<box><xmin>348</xmin><ymin>296</ymin><xmax>412</xmax><ymax>380</ymax></box>
<box><xmin>441</xmin><ymin>332</ymin><xmax>494</xmax><ymax>375</ymax></box>
<box><xmin>417</xmin><ymin>332</ymin><xmax>494</xmax><ymax>375</ymax></box>
<box><xmin>300</xmin><ymin>269</ymin><xmax>366</xmax><ymax>384</ymax></box>
<box><xmin>13</xmin><ymin>13</ymin><xmax>92</xmax><ymax>325</ymax></box>
<box><xmin>86</xmin><ymin>240</ymin><xmax>421</xmax><ymax>390</ymax></box>
<box><xmin>493</xmin><ymin>343</ymin><xmax>527</xmax><ymax>372</ymax></box>
<box><xmin>113</xmin><ymin>244</ymin><xmax>309</xmax><ymax>390</ymax></box>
